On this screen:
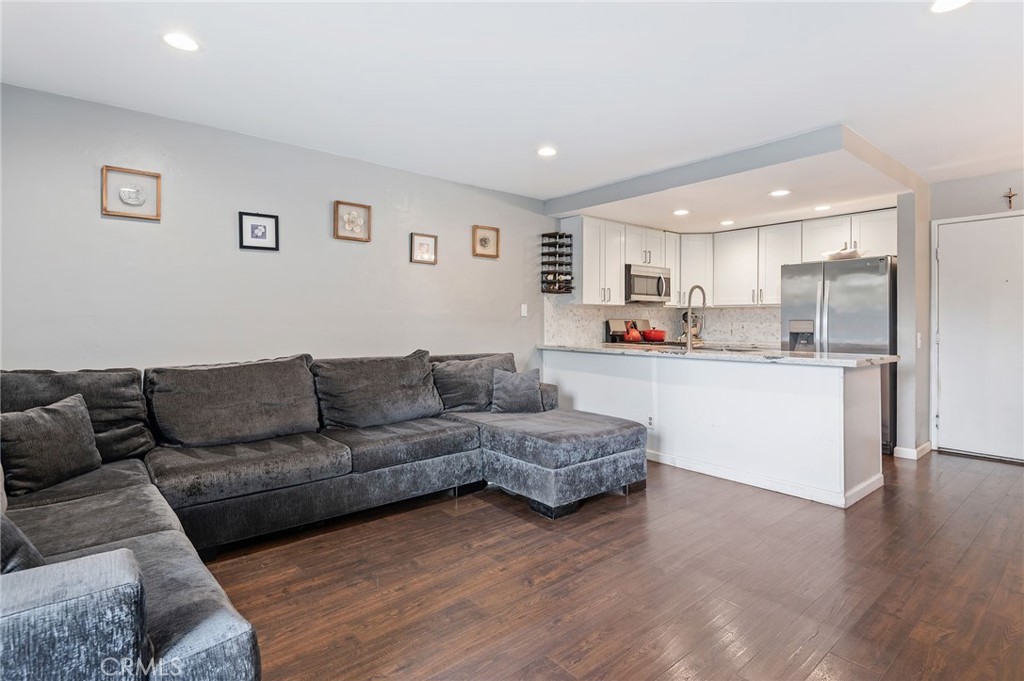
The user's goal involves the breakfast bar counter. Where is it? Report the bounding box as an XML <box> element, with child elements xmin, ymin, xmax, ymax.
<box><xmin>538</xmin><ymin>344</ymin><xmax>899</xmax><ymax>508</ymax></box>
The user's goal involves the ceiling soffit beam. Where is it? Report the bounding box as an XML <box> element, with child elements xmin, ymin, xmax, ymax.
<box><xmin>841</xmin><ymin>126</ymin><xmax>928</xmax><ymax>194</ymax></box>
<box><xmin>543</xmin><ymin>125</ymin><xmax>846</xmax><ymax>217</ymax></box>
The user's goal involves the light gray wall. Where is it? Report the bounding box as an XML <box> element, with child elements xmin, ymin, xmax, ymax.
<box><xmin>931</xmin><ymin>169</ymin><xmax>1024</xmax><ymax>220</ymax></box>
<box><xmin>1</xmin><ymin>86</ymin><xmax>554</xmax><ymax>370</ymax></box>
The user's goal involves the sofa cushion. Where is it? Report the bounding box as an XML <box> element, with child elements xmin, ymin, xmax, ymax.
<box><xmin>443</xmin><ymin>409</ymin><xmax>648</xmax><ymax>469</ymax></box>
<box><xmin>47</xmin><ymin>530</ymin><xmax>259</xmax><ymax>681</ymax></box>
<box><xmin>146</xmin><ymin>432</ymin><xmax>352</xmax><ymax>508</ymax></box>
<box><xmin>491</xmin><ymin>369</ymin><xmax>543</xmax><ymax>413</ymax></box>
<box><xmin>321</xmin><ymin>418</ymin><xmax>480</xmax><ymax>473</ymax></box>
<box><xmin>145</xmin><ymin>354</ymin><xmax>319</xmax><ymax>447</ymax></box>
<box><xmin>1</xmin><ymin>515</ymin><xmax>46</xmax><ymax>573</ymax></box>
<box><xmin>431</xmin><ymin>353</ymin><xmax>516</xmax><ymax>412</ymax></box>
<box><xmin>6</xmin><ymin>483</ymin><xmax>183</xmax><ymax>558</ymax></box>
<box><xmin>1</xmin><ymin>367</ymin><xmax>155</xmax><ymax>462</ymax></box>
<box><xmin>5</xmin><ymin>459</ymin><xmax>153</xmax><ymax>511</ymax></box>
<box><xmin>1</xmin><ymin>394</ymin><xmax>103</xmax><ymax>496</ymax></box>
<box><xmin>311</xmin><ymin>349</ymin><xmax>444</xmax><ymax>428</ymax></box>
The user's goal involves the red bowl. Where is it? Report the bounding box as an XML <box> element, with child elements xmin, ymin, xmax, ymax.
<box><xmin>641</xmin><ymin>329</ymin><xmax>666</xmax><ymax>342</ymax></box>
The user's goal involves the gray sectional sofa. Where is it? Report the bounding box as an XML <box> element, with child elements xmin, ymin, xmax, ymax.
<box><xmin>1</xmin><ymin>350</ymin><xmax>647</xmax><ymax>680</ymax></box>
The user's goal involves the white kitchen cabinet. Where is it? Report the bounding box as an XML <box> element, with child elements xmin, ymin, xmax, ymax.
<box><xmin>758</xmin><ymin>222</ymin><xmax>802</xmax><ymax>305</ymax></box>
<box><xmin>679</xmin><ymin>234</ymin><xmax>714</xmax><ymax>307</ymax></box>
<box><xmin>802</xmin><ymin>216</ymin><xmax>853</xmax><ymax>261</ymax></box>
<box><xmin>714</xmin><ymin>228</ymin><xmax>759</xmax><ymax>306</ymax></box>
<box><xmin>851</xmin><ymin>209</ymin><xmax>897</xmax><ymax>256</ymax></box>
<box><xmin>575</xmin><ymin>216</ymin><xmax>625</xmax><ymax>305</ymax></box>
<box><xmin>664</xmin><ymin>232</ymin><xmax>681</xmax><ymax>307</ymax></box>
<box><xmin>625</xmin><ymin>225</ymin><xmax>666</xmax><ymax>267</ymax></box>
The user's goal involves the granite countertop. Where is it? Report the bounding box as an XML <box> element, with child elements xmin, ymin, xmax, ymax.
<box><xmin>537</xmin><ymin>343</ymin><xmax>899</xmax><ymax>368</ymax></box>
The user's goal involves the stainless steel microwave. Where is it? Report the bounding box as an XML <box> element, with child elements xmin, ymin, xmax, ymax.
<box><xmin>625</xmin><ymin>264</ymin><xmax>671</xmax><ymax>303</ymax></box>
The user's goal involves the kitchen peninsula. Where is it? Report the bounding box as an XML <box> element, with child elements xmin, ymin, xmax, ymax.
<box><xmin>539</xmin><ymin>344</ymin><xmax>899</xmax><ymax>508</ymax></box>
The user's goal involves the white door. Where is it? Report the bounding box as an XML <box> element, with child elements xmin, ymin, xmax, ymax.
<box><xmin>580</xmin><ymin>218</ymin><xmax>605</xmax><ymax>305</ymax></box>
<box><xmin>625</xmin><ymin>225</ymin><xmax>647</xmax><ymax>265</ymax></box>
<box><xmin>646</xmin><ymin>228</ymin><xmax>666</xmax><ymax>267</ymax></box>
<box><xmin>664</xmin><ymin>231</ymin><xmax>681</xmax><ymax>307</ymax></box>
<box><xmin>604</xmin><ymin>222</ymin><xmax>626</xmax><ymax>305</ymax></box>
<box><xmin>758</xmin><ymin>222</ymin><xmax>802</xmax><ymax>305</ymax></box>
<box><xmin>936</xmin><ymin>214</ymin><xmax>1024</xmax><ymax>461</ymax></box>
<box><xmin>680</xmin><ymin>234</ymin><xmax>714</xmax><ymax>307</ymax></box>
<box><xmin>851</xmin><ymin>209</ymin><xmax>897</xmax><ymax>256</ymax></box>
<box><xmin>802</xmin><ymin>216</ymin><xmax>852</xmax><ymax>261</ymax></box>
<box><xmin>713</xmin><ymin>229</ymin><xmax>759</xmax><ymax>306</ymax></box>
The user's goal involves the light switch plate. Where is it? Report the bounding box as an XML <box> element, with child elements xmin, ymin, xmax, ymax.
<box><xmin>916</xmin><ymin>332</ymin><xmax>922</xmax><ymax>349</ymax></box>
<box><xmin>520</xmin><ymin>304</ymin><xmax>528</xmax><ymax>318</ymax></box>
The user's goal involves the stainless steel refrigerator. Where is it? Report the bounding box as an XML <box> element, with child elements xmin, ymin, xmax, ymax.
<box><xmin>781</xmin><ymin>256</ymin><xmax>897</xmax><ymax>452</ymax></box>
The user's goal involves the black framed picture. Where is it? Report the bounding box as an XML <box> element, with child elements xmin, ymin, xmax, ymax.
<box><xmin>239</xmin><ymin>212</ymin><xmax>279</xmax><ymax>251</ymax></box>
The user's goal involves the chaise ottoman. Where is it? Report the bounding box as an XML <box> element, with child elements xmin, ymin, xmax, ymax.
<box><xmin>442</xmin><ymin>409</ymin><xmax>648</xmax><ymax>518</ymax></box>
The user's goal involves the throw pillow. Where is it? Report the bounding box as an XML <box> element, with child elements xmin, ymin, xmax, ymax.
<box><xmin>491</xmin><ymin>369</ymin><xmax>544</xmax><ymax>413</ymax></box>
<box><xmin>1</xmin><ymin>515</ymin><xmax>46</xmax><ymax>573</ymax></box>
<box><xmin>431</xmin><ymin>353</ymin><xmax>516</xmax><ymax>412</ymax></box>
<box><xmin>311</xmin><ymin>349</ymin><xmax>444</xmax><ymax>429</ymax></box>
<box><xmin>0</xmin><ymin>394</ymin><xmax>102</xmax><ymax>496</ymax></box>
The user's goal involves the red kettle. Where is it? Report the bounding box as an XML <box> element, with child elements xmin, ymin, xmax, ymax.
<box><xmin>623</xmin><ymin>322</ymin><xmax>642</xmax><ymax>343</ymax></box>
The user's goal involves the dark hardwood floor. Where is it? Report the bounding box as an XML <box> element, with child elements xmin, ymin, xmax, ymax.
<box><xmin>209</xmin><ymin>453</ymin><xmax>1024</xmax><ymax>681</ymax></box>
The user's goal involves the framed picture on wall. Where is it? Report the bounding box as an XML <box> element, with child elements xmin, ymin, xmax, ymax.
<box><xmin>410</xmin><ymin>233</ymin><xmax>438</xmax><ymax>265</ymax></box>
<box><xmin>334</xmin><ymin>200</ymin><xmax>372</xmax><ymax>242</ymax></box>
<box><xmin>472</xmin><ymin>225</ymin><xmax>500</xmax><ymax>258</ymax></box>
<box><xmin>239</xmin><ymin>212</ymin><xmax>279</xmax><ymax>251</ymax></box>
<box><xmin>101</xmin><ymin>166</ymin><xmax>161</xmax><ymax>221</ymax></box>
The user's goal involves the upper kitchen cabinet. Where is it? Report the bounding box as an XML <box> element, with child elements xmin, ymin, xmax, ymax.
<box><xmin>678</xmin><ymin>234</ymin><xmax>714</xmax><ymax>307</ymax></box>
<box><xmin>713</xmin><ymin>228</ymin><xmax>759</xmax><ymax>306</ymax></box>
<box><xmin>758</xmin><ymin>222</ymin><xmax>802</xmax><ymax>305</ymax></box>
<box><xmin>802</xmin><ymin>209</ymin><xmax>897</xmax><ymax>261</ymax></box>
<box><xmin>802</xmin><ymin>215</ymin><xmax>852</xmax><ymax>261</ymax></box>
<box><xmin>664</xmin><ymin>232</ymin><xmax>681</xmax><ymax>307</ymax></box>
<box><xmin>625</xmin><ymin>225</ymin><xmax>666</xmax><ymax>267</ymax></box>
<box><xmin>566</xmin><ymin>215</ymin><xmax>625</xmax><ymax>306</ymax></box>
<box><xmin>851</xmin><ymin>209</ymin><xmax>897</xmax><ymax>257</ymax></box>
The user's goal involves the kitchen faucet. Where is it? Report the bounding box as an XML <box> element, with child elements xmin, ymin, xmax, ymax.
<box><xmin>686</xmin><ymin>284</ymin><xmax>706</xmax><ymax>353</ymax></box>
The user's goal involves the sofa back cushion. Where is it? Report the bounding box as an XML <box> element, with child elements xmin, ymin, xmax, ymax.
<box><xmin>1</xmin><ymin>368</ymin><xmax>154</xmax><ymax>462</ymax></box>
<box><xmin>431</xmin><ymin>353</ymin><xmax>517</xmax><ymax>412</ymax></box>
<box><xmin>1</xmin><ymin>394</ymin><xmax>103</xmax><ymax>496</ymax></box>
<box><xmin>145</xmin><ymin>354</ymin><xmax>319</xmax><ymax>447</ymax></box>
<box><xmin>311</xmin><ymin>349</ymin><xmax>444</xmax><ymax>429</ymax></box>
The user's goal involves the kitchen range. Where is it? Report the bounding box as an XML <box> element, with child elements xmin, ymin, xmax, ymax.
<box><xmin>539</xmin><ymin>257</ymin><xmax>900</xmax><ymax>509</ymax></box>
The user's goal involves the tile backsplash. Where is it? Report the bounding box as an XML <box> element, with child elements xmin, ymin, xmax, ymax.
<box><xmin>544</xmin><ymin>297</ymin><xmax>780</xmax><ymax>347</ymax></box>
<box><xmin>698</xmin><ymin>306</ymin><xmax>781</xmax><ymax>346</ymax></box>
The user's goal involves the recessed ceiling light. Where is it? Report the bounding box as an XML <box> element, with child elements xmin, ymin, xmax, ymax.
<box><xmin>930</xmin><ymin>0</ymin><xmax>970</xmax><ymax>13</ymax></box>
<box><xmin>672</xmin><ymin>209</ymin><xmax>690</xmax><ymax>216</ymax></box>
<box><xmin>720</xmin><ymin>220</ymin><xmax>735</xmax><ymax>227</ymax></box>
<box><xmin>769</xmin><ymin>189</ymin><xmax>792</xmax><ymax>197</ymax></box>
<box><xmin>814</xmin><ymin>205</ymin><xmax>831</xmax><ymax>211</ymax></box>
<box><xmin>163</xmin><ymin>32</ymin><xmax>199</xmax><ymax>51</ymax></box>
<box><xmin>537</xmin><ymin>146</ymin><xmax>557</xmax><ymax>157</ymax></box>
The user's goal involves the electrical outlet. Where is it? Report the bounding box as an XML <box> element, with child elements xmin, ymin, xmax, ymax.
<box><xmin>916</xmin><ymin>332</ymin><xmax>922</xmax><ymax>350</ymax></box>
<box><xmin>520</xmin><ymin>304</ymin><xmax>528</xmax><ymax>318</ymax></box>
<box><xmin>647</xmin><ymin>415</ymin><xmax>655</xmax><ymax>430</ymax></box>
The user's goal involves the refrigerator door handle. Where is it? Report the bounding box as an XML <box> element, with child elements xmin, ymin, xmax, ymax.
<box><xmin>814</xmin><ymin>280</ymin><xmax>823</xmax><ymax>352</ymax></box>
<box><xmin>822</xmin><ymin>280</ymin><xmax>831</xmax><ymax>352</ymax></box>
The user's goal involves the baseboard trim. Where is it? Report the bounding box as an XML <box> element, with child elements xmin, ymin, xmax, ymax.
<box><xmin>646</xmin><ymin>449</ymin><xmax>878</xmax><ymax>509</ymax></box>
<box><xmin>893</xmin><ymin>441</ymin><xmax>932</xmax><ymax>460</ymax></box>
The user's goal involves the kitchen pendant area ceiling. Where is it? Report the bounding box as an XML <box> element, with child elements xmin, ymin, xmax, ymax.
<box><xmin>2</xmin><ymin>2</ymin><xmax>1021</xmax><ymax>200</ymax></box>
<box><xmin>584</xmin><ymin>151</ymin><xmax>907</xmax><ymax>233</ymax></box>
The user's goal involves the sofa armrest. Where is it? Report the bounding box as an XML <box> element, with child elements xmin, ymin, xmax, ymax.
<box><xmin>1</xmin><ymin>549</ymin><xmax>147</xmax><ymax>681</ymax></box>
<box><xmin>540</xmin><ymin>383</ymin><xmax>559</xmax><ymax>411</ymax></box>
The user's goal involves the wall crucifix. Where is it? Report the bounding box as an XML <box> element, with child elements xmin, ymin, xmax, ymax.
<box><xmin>1004</xmin><ymin>187</ymin><xmax>1018</xmax><ymax>210</ymax></box>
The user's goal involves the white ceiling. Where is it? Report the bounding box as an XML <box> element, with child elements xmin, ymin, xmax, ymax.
<box><xmin>2</xmin><ymin>2</ymin><xmax>1022</xmax><ymax>202</ymax></box>
<box><xmin>587</xmin><ymin>151</ymin><xmax>906</xmax><ymax>233</ymax></box>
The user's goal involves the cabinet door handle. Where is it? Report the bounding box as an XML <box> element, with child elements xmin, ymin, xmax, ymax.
<box><xmin>843</xmin><ymin>241</ymin><xmax>849</xmax><ymax>250</ymax></box>
<box><xmin>602</xmin><ymin>287</ymin><xmax>607</xmax><ymax>302</ymax></box>
<box><xmin>759</xmin><ymin>288</ymin><xmax>764</xmax><ymax>303</ymax></box>
<box><xmin>751</xmin><ymin>289</ymin><xmax>756</xmax><ymax>303</ymax></box>
<box><xmin>853</xmin><ymin>240</ymin><xmax>858</xmax><ymax>249</ymax></box>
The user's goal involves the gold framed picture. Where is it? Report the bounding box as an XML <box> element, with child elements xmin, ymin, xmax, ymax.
<box><xmin>101</xmin><ymin>166</ymin><xmax>161</xmax><ymax>221</ymax></box>
<box><xmin>333</xmin><ymin>200</ymin><xmax>371</xmax><ymax>242</ymax></box>
<box><xmin>410</xmin><ymin>233</ymin><xmax>438</xmax><ymax>265</ymax></box>
<box><xmin>472</xmin><ymin>225</ymin><xmax>500</xmax><ymax>258</ymax></box>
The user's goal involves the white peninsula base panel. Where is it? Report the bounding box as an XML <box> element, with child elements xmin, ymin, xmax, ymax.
<box><xmin>541</xmin><ymin>349</ymin><xmax>884</xmax><ymax>508</ymax></box>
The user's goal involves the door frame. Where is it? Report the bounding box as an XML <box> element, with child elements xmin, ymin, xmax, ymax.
<box><xmin>929</xmin><ymin>210</ymin><xmax>1024</xmax><ymax>451</ymax></box>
